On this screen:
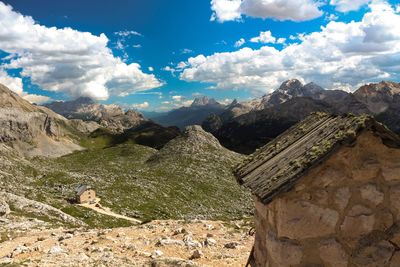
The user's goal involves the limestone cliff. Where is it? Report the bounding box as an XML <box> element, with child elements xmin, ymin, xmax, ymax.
<box><xmin>0</xmin><ymin>83</ymin><xmax>82</xmax><ymax>157</ymax></box>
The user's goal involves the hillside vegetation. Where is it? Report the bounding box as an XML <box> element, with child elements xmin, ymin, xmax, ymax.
<box><xmin>10</xmin><ymin>126</ymin><xmax>252</xmax><ymax>227</ymax></box>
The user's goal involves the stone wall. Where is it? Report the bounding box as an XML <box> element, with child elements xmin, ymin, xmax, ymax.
<box><xmin>77</xmin><ymin>189</ymin><xmax>96</xmax><ymax>204</ymax></box>
<box><xmin>253</xmin><ymin>131</ymin><xmax>400</xmax><ymax>267</ymax></box>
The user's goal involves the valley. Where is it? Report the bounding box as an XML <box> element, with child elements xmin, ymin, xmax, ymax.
<box><xmin>1</xmin><ymin>79</ymin><xmax>400</xmax><ymax>266</ymax></box>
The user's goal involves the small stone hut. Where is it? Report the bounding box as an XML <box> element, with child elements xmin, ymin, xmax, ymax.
<box><xmin>75</xmin><ymin>185</ymin><xmax>96</xmax><ymax>204</ymax></box>
<box><xmin>235</xmin><ymin>113</ymin><xmax>400</xmax><ymax>267</ymax></box>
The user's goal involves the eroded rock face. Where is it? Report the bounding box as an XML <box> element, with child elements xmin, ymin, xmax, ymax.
<box><xmin>0</xmin><ymin>84</ymin><xmax>83</xmax><ymax>157</ymax></box>
<box><xmin>252</xmin><ymin>132</ymin><xmax>400</xmax><ymax>266</ymax></box>
<box><xmin>0</xmin><ymin>200</ymin><xmax>10</xmax><ymax>216</ymax></box>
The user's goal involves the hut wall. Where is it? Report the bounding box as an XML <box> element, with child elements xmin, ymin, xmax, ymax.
<box><xmin>253</xmin><ymin>132</ymin><xmax>400</xmax><ymax>267</ymax></box>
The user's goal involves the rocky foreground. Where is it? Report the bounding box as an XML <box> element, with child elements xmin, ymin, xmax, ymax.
<box><xmin>0</xmin><ymin>219</ymin><xmax>253</xmax><ymax>266</ymax></box>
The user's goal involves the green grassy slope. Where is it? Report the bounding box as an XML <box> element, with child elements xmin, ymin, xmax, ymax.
<box><xmin>30</xmin><ymin>141</ymin><xmax>252</xmax><ymax>226</ymax></box>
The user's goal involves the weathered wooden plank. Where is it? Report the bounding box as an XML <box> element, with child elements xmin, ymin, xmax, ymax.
<box><xmin>234</xmin><ymin>113</ymin><xmax>398</xmax><ymax>203</ymax></box>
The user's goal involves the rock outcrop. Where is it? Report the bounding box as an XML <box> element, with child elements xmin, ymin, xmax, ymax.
<box><xmin>0</xmin><ymin>191</ymin><xmax>85</xmax><ymax>226</ymax></box>
<box><xmin>0</xmin><ymin>84</ymin><xmax>82</xmax><ymax>157</ymax></box>
<box><xmin>0</xmin><ymin>199</ymin><xmax>10</xmax><ymax>216</ymax></box>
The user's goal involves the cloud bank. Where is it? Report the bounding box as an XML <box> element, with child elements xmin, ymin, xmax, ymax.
<box><xmin>210</xmin><ymin>0</ymin><xmax>375</xmax><ymax>22</ymax></box>
<box><xmin>330</xmin><ymin>0</ymin><xmax>371</xmax><ymax>12</ymax></box>
<box><xmin>183</xmin><ymin>2</ymin><xmax>400</xmax><ymax>93</ymax></box>
<box><xmin>0</xmin><ymin>2</ymin><xmax>162</xmax><ymax>100</ymax></box>
<box><xmin>211</xmin><ymin>0</ymin><xmax>324</xmax><ymax>22</ymax></box>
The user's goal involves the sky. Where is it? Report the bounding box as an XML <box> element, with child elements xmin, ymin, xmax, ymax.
<box><xmin>0</xmin><ymin>0</ymin><xmax>399</xmax><ymax>111</ymax></box>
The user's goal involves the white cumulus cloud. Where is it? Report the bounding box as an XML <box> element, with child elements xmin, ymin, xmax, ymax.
<box><xmin>250</xmin><ymin>30</ymin><xmax>285</xmax><ymax>44</ymax></box>
<box><xmin>22</xmin><ymin>94</ymin><xmax>51</xmax><ymax>104</ymax></box>
<box><xmin>114</xmin><ymin>30</ymin><xmax>142</xmax><ymax>37</ymax></box>
<box><xmin>182</xmin><ymin>2</ymin><xmax>400</xmax><ymax>93</ymax></box>
<box><xmin>0</xmin><ymin>69</ymin><xmax>23</xmax><ymax>95</ymax></box>
<box><xmin>330</xmin><ymin>0</ymin><xmax>371</xmax><ymax>12</ymax></box>
<box><xmin>132</xmin><ymin>101</ymin><xmax>149</xmax><ymax>109</ymax></box>
<box><xmin>0</xmin><ymin>2</ymin><xmax>162</xmax><ymax>100</ymax></box>
<box><xmin>211</xmin><ymin>0</ymin><xmax>323</xmax><ymax>22</ymax></box>
<box><xmin>211</xmin><ymin>0</ymin><xmax>242</xmax><ymax>22</ymax></box>
<box><xmin>234</xmin><ymin>38</ymin><xmax>246</xmax><ymax>47</ymax></box>
<box><xmin>172</xmin><ymin>95</ymin><xmax>184</xmax><ymax>101</ymax></box>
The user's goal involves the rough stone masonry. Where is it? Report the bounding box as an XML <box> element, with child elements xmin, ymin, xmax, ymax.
<box><xmin>253</xmin><ymin>132</ymin><xmax>400</xmax><ymax>267</ymax></box>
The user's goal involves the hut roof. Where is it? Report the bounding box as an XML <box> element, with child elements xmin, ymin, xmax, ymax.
<box><xmin>75</xmin><ymin>185</ymin><xmax>92</xmax><ymax>196</ymax></box>
<box><xmin>234</xmin><ymin>113</ymin><xmax>400</xmax><ymax>204</ymax></box>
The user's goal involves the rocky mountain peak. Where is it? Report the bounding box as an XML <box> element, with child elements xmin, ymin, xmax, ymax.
<box><xmin>278</xmin><ymin>79</ymin><xmax>304</xmax><ymax>94</ymax></box>
<box><xmin>302</xmin><ymin>82</ymin><xmax>325</xmax><ymax>94</ymax></box>
<box><xmin>74</xmin><ymin>96</ymin><xmax>96</xmax><ymax>105</ymax></box>
<box><xmin>149</xmin><ymin>123</ymin><xmax>240</xmax><ymax>165</ymax></box>
<box><xmin>191</xmin><ymin>96</ymin><xmax>219</xmax><ymax>107</ymax></box>
<box><xmin>125</xmin><ymin>109</ymin><xmax>144</xmax><ymax>118</ymax></box>
<box><xmin>354</xmin><ymin>81</ymin><xmax>400</xmax><ymax>114</ymax></box>
<box><xmin>356</xmin><ymin>81</ymin><xmax>400</xmax><ymax>95</ymax></box>
<box><xmin>182</xmin><ymin>125</ymin><xmax>221</xmax><ymax>147</ymax></box>
<box><xmin>229</xmin><ymin>99</ymin><xmax>239</xmax><ymax>106</ymax></box>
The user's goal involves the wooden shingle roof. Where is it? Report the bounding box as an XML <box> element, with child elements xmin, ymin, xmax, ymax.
<box><xmin>75</xmin><ymin>185</ymin><xmax>92</xmax><ymax>196</ymax></box>
<box><xmin>234</xmin><ymin>113</ymin><xmax>400</xmax><ymax>204</ymax></box>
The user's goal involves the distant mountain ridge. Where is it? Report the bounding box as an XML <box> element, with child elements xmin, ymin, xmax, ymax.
<box><xmin>354</xmin><ymin>81</ymin><xmax>400</xmax><ymax>133</ymax></box>
<box><xmin>45</xmin><ymin>97</ymin><xmax>147</xmax><ymax>133</ymax></box>
<box><xmin>151</xmin><ymin>96</ymin><xmax>227</xmax><ymax>129</ymax></box>
<box><xmin>203</xmin><ymin>79</ymin><xmax>399</xmax><ymax>154</ymax></box>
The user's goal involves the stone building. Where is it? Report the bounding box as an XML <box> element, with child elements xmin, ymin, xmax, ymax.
<box><xmin>235</xmin><ymin>113</ymin><xmax>400</xmax><ymax>267</ymax></box>
<box><xmin>75</xmin><ymin>185</ymin><xmax>96</xmax><ymax>204</ymax></box>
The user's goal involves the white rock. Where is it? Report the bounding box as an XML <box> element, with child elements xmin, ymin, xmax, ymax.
<box><xmin>151</xmin><ymin>250</ymin><xmax>163</xmax><ymax>258</ymax></box>
<box><xmin>157</xmin><ymin>238</ymin><xmax>185</xmax><ymax>246</ymax></box>
<box><xmin>205</xmin><ymin>238</ymin><xmax>217</xmax><ymax>247</ymax></box>
<box><xmin>48</xmin><ymin>246</ymin><xmax>64</xmax><ymax>254</ymax></box>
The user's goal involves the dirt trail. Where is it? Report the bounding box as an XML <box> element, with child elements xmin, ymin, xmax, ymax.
<box><xmin>78</xmin><ymin>198</ymin><xmax>142</xmax><ymax>224</ymax></box>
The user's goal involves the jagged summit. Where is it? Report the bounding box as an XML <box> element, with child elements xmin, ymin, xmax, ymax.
<box><xmin>229</xmin><ymin>99</ymin><xmax>239</xmax><ymax>106</ymax></box>
<box><xmin>191</xmin><ymin>96</ymin><xmax>220</xmax><ymax>107</ymax></box>
<box><xmin>277</xmin><ymin>79</ymin><xmax>304</xmax><ymax>94</ymax></box>
<box><xmin>73</xmin><ymin>96</ymin><xmax>96</xmax><ymax>105</ymax></box>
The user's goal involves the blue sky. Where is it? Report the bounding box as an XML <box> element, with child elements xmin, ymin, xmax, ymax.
<box><xmin>0</xmin><ymin>0</ymin><xmax>399</xmax><ymax>111</ymax></box>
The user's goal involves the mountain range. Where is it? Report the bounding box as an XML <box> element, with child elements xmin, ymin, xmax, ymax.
<box><xmin>41</xmin><ymin>79</ymin><xmax>400</xmax><ymax>155</ymax></box>
<box><xmin>202</xmin><ymin>79</ymin><xmax>400</xmax><ymax>154</ymax></box>
<box><xmin>150</xmin><ymin>96</ymin><xmax>227</xmax><ymax>129</ymax></box>
<box><xmin>45</xmin><ymin>97</ymin><xmax>146</xmax><ymax>133</ymax></box>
